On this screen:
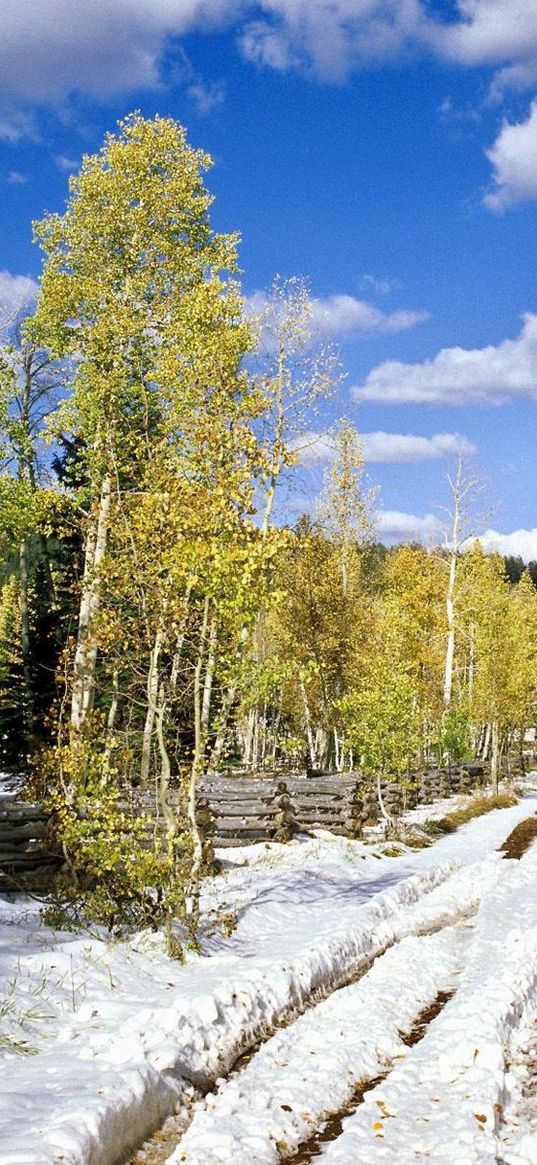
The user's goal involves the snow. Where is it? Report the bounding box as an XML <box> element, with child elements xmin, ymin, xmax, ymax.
<box><xmin>319</xmin><ymin>842</ymin><xmax>537</xmax><ymax>1164</ymax></box>
<box><xmin>170</xmin><ymin>927</ymin><xmax>468</xmax><ymax>1163</ymax></box>
<box><xmin>0</xmin><ymin>789</ymin><xmax>536</xmax><ymax>1165</ymax></box>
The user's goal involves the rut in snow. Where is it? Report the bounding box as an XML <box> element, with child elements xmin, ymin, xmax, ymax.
<box><xmin>281</xmin><ymin>989</ymin><xmax>455</xmax><ymax>1165</ymax></box>
<box><xmin>169</xmin><ymin>921</ymin><xmax>471</xmax><ymax>1164</ymax></box>
<box><xmin>127</xmin><ymin>814</ymin><xmax>529</xmax><ymax>1165</ymax></box>
<box><xmin>126</xmin><ymin>865</ymin><xmax>483</xmax><ymax>1165</ymax></box>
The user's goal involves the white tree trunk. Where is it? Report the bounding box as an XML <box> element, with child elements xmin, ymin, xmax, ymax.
<box><xmin>490</xmin><ymin>719</ymin><xmax>501</xmax><ymax>795</ymax></box>
<box><xmin>443</xmin><ymin>551</ymin><xmax>457</xmax><ymax>707</ymax></box>
<box><xmin>299</xmin><ymin>678</ymin><xmax>316</xmax><ymax>767</ymax></box>
<box><xmin>140</xmin><ymin>618</ymin><xmax>166</xmax><ymax>787</ymax></box>
<box><xmin>71</xmin><ymin>474</ymin><xmax>111</xmax><ymax>734</ymax></box>
<box><xmin>19</xmin><ymin>537</ymin><xmax>33</xmax><ymax>739</ymax></box>
<box><xmin>186</xmin><ymin>597</ymin><xmax>210</xmax><ymax>928</ymax></box>
<box><xmin>201</xmin><ymin>609</ymin><xmax>217</xmax><ymax>736</ymax></box>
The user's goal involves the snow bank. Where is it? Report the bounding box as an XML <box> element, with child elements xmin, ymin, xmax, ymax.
<box><xmin>0</xmin><ymin>861</ymin><xmax>455</xmax><ymax>1165</ymax></box>
<box><xmin>320</xmin><ymin>843</ymin><xmax>537</xmax><ymax>1164</ymax></box>
<box><xmin>0</xmin><ymin>793</ymin><xmax>534</xmax><ymax>1165</ymax></box>
<box><xmin>171</xmin><ymin>927</ymin><xmax>467</xmax><ymax>1164</ymax></box>
<box><xmin>169</xmin><ymin>853</ymin><xmax>504</xmax><ymax>1164</ymax></box>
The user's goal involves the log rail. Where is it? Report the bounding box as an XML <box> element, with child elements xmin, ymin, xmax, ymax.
<box><xmin>0</xmin><ymin>764</ymin><xmax>487</xmax><ymax>875</ymax></box>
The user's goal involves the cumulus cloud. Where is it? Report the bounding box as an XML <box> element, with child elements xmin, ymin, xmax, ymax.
<box><xmin>470</xmin><ymin>527</ymin><xmax>537</xmax><ymax>562</ymax></box>
<box><xmin>309</xmin><ymin>295</ymin><xmax>428</xmax><ymax>338</ymax></box>
<box><xmin>294</xmin><ymin>429</ymin><xmax>474</xmax><ymax>465</ymax></box>
<box><xmin>0</xmin><ymin>1</ymin><xmax>535</xmax><ymax>113</ymax></box>
<box><xmin>239</xmin><ymin>1</ymin><xmax>427</xmax><ymax>82</ymax></box>
<box><xmin>0</xmin><ymin>0</ymin><xmax>238</xmax><ymax>104</ymax></box>
<box><xmin>0</xmin><ymin>270</ymin><xmax>38</xmax><ymax>317</ymax></box>
<box><xmin>246</xmin><ymin>290</ymin><xmax>427</xmax><ymax>344</ymax></box>
<box><xmin>375</xmin><ymin>515</ymin><xmax>537</xmax><ymax>559</ymax></box>
<box><xmin>430</xmin><ymin>1</ymin><xmax>537</xmax><ymax>94</ymax></box>
<box><xmin>484</xmin><ymin>100</ymin><xmax>537</xmax><ymax>210</ymax></box>
<box><xmin>363</xmin><ymin>430</ymin><xmax>475</xmax><ymax>462</ymax></box>
<box><xmin>376</xmin><ymin>509</ymin><xmax>443</xmax><ymax>543</ymax></box>
<box><xmin>353</xmin><ymin>312</ymin><xmax>537</xmax><ymax>405</ymax></box>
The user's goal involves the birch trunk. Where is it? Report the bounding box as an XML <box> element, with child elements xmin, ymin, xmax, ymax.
<box><xmin>480</xmin><ymin>721</ymin><xmax>491</xmax><ymax>762</ymax></box>
<box><xmin>71</xmin><ymin>474</ymin><xmax>112</xmax><ymax>734</ymax></box>
<box><xmin>490</xmin><ymin>719</ymin><xmax>501</xmax><ymax>795</ymax></box>
<box><xmin>186</xmin><ymin>597</ymin><xmax>210</xmax><ymax>928</ymax></box>
<box><xmin>299</xmin><ymin>678</ymin><xmax>316</xmax><ymax>767</ymax></box>
<box><xmin>201</xmin><ymin>608</ymin><xmax>217</xmax><ymax>736</ymax></box>
<box><xmin>140</xmin><ymin>616</ymin><xmax>166</xmax><ymax>788</ymax></box>
<box><xmin>443</xmin><ymin>550</ymin><xmax>457</xmax><ymax>707</ymax></box>
<box><xmin>18</xmin><ymin>536</ymin><xmax>33</xmax><ymax>740</ymax></box>
<box><xmin>376</xmin><ymin>772</ymin><xmax>395</xmax><ymax>832</ymax></box>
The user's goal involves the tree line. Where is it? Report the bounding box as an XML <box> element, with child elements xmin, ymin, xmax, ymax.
<box><xmin>1</xmin><ymin>114</ymin><xmax>536</xmax><ymax>939</ymax></box>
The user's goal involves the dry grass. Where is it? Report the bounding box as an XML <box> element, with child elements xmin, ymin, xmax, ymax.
<box><xmin>429</xmin><ymin>790</ymin><xmax>518</xmax><ymax>835</ymax></box>
<box><xmin>499</xmin><ymin>815</ymin><xmax>537</xmax><ymax>860</ymax></box>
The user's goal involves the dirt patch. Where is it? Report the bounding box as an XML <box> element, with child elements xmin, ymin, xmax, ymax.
<box><xmin>280</xmin><ymin>1074</ymin><xmax>386</xmax><ymax>1164</ymax></box>
<box><xmin>399</xmin><ymin>990</ymin><xmax>454</xmax><ymax>1047</ymax></box>
<box><xmin>433</xmin><ymin>791</ymin><xmax>518</xmax><ymax>835</ymax></box>
<box><xmin>499</xmin><ymin>815</ymin><xmax>537</xmax><ymax>860</ymax></box>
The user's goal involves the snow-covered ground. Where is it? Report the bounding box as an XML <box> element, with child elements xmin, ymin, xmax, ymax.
<box><xmin>1</xmin><ymin>789</ymin><xmax>537</xmax><ymax>1165</ymax></box>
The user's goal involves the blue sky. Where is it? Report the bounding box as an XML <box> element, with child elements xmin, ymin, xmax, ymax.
<box><xmin>2</xmin><ymin>1</ymin><xmax>537</xmax><ymax>555</ymax></box>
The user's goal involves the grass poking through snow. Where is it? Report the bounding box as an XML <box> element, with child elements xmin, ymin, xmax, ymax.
<box><xmin>426</xmin><ymin>791</ymin><xmax>518</xmax><ymax>836</ymax></box>
<box><xmin>400</xmin><ymin>790</ymin><xmax>520</xmax><ymax>849</ymax></box>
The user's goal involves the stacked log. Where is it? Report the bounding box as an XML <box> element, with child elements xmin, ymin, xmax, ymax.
<box><xmin>0</xmin><ymin>762</ymin><xmax>491</xmax><ymax>867</ymax></box>
<box><xmin>286</xmin><ymin>776</ymin><xmax>363</xmax><ymax>837</ymax></box>
<box><xmin>0</xmin><ymin>800</ymin><xmax>60</xmax><ymax>881</ymax></box>
<box><xmin>197</xmin><ymin>776</ymin><xmax>299</xmax><ymax>847</ymax></box>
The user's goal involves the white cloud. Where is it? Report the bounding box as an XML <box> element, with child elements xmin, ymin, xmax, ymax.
<box><xmin>362</xmin><ymin>274</ymin><xmax>401</xmax><ymax>295</ymax></box>
<box><xmin>484</xmin><ymin>100</ymin><xmax>537</xmax><ymax>210</ymax></box>
<box><xmin>0</xmin><ymin>1</ymin><xmax>535</xmax><ymax>112</ymax></box>
<box><xmin>0</xmin><ymin>2</ymin><xmax>432</xmax><ymax>103</ymax></box>
<box><xmin>6</xmin><ymin>171</ymin><xmax>27</xmax><ymax>185</ymax></box>
<box><xmin>430</xmin><ymin>1</ymin><xmax>537</xmax><ymax>94</ymax></box>
<box><xmin>363</xmin><ymin>430</ymin><xmax>475</xmax><ymax>463</ymax></box>
<box><xmin>0</xmin><ymin>0</ymin><xmax>239</xmax><ymax>103</ymax></box>
<box><xmin>239</xmin><ymin>2</ymin><xmax>426</xmax><ymax>82</ymax></box>
<box><xmin>55</xmin><ymin>155</ymin><xmax>79</xmax><ymax>173</ymax></box>
<box><xmin>376</xmin><ymin>509</ymin><xmax>443</xmax><ymax>543</ymax></box>
<box><xmin>244</xmin><ymin>290</ymin><xmax>427</xmax><ymax>347</ymax></box>
<box><xmin>0</xmin><ymin>108</ymin><xmax>37</xmax><ymax>142</ymax></box>
<box><xmin>374</xmin><ymin>516</ymin><xmax>537</xmax><ymax>559</ymax></box>
<box><xmin>187</xmin><ymin>80</ymin><xmax>226</xmax><ymax>115</ymax></box>
<box><xmin>353</xmin><ymin>312</ymin><xmax>537</xmax><ymax>405</ymax></box>
<box><xmin>0</xmin><ymin>271</ymin><xmax>38</xmax><ymax>317</ymax></box>
<box><xmin>469</xmin><ymin>528</ymin><xmax>537</xmax><ymax>562</ymax></box>
<box><xmin>309</xmin><ymin>295</ymin><xmax>428</xmax><ymax>338</ymax></box>
<box><xmin>241</xmin><ymin>1</ymin><xmax>537</xmax><ymax>95</ymax></box>
<box><xmin>294</xmin><ymin>429</ymin><xmax>475</xmax><ymax>465</ymax></box>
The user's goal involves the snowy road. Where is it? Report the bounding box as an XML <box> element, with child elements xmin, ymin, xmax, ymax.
<box><xmin>166</xmin><ymin>809</ymin><xmax>537</xmax><ymax>1165</ymax></box>
<box><xmin>1</xmin><ymin>791</ymin><xmax>537</xmax><ymax>1165</ymax></box>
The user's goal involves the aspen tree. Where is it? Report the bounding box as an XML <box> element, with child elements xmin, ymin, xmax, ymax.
<box><xmin>31</xmin><ymin>114</ymin><xmax>242</xmax><ymax>748</ymax></box>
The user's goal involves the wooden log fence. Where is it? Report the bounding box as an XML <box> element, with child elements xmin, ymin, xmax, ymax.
<box><xmin>0</xmin><ymin>800</ymin><xmax>60</xmax><ymax>882</ymax></box>
<box><xmin>197</xmin><ymin>764</ymin><xmax>486</xmax><ymax>846</ymax></box>
<box><xmin>0</xmin><ymin>763</ymin><xmax>488</xmax><ymax>875</ymax></box>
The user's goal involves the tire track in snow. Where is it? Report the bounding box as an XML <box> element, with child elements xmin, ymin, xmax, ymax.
<box><xmin>317</xmin><ymin>843</ymin><xmax>537</xmax><ymax>1165</ymax></box>
<box><xmin>124</xmin><ymin>859</ymin><xmax>463</xmax><ymax>1165</ymax></box>
<box><xmin>164</xmin><ymin>857</ymin><xmax>497</xmax><ymax>1165</ymax></box>
<box><xmin>129</xmin><ymin>835</ymin><xmax>520</xmax><ymax>1165</ymax></box>
<box><xmin>282</xmin><ymin>987</ymin><xmax>455</xmax><ymax>1165</ymax></box>
<box><xmin>168</xmin><ymin>925</ymin><xmax>469</xmax><ymax>1164</ymax></box>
